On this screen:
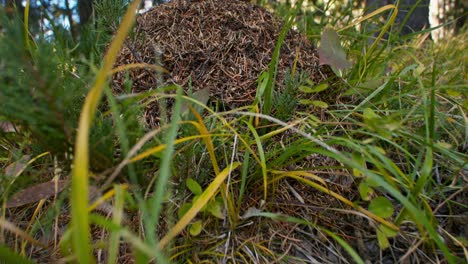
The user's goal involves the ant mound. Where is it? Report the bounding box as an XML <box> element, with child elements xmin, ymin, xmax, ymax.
<box><xmin>112</xmin><ymin>0</ymin><xmax>330</xmax><ymax>127</ymax></box>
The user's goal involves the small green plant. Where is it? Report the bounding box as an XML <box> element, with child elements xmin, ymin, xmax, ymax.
<box><xmin>273</xmin><ymin>69</ymin><xmax>302</xmax><ymax>121</ymax></box>
<box><xmin>298</xmin><ymin>81</ymin><xmax>331</xmax><ymax>109</ymax></box>
<box><xmin>178</xmin><ymin>178</ymin><xmax>225</xmax><ymax>236</ymax></box>
<box><xmin>0</xmin><ymin>10</ymin><xmax>83</xmax><ymax>154</ymax></box>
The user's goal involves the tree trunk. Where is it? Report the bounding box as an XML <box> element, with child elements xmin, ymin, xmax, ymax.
<box><xmin>366</xmin><ymin>0</ymin><xmax>430</xmax><ymax>35</ymax></box>
<box><xmin>78</xmin><ymin>0</ymin><xmax>94</xmax><ymax>26</ymax></box>
<box><xmin>429</xmin><ymin>0</ymin><xmax>466</xmax><ymax>41</ymax></box>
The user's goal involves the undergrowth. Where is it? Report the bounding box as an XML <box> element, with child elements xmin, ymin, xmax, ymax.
<box><xmin>0</xmin><ymin>0</ymin><xmax>466</xmax><ymax>263</ymax></box>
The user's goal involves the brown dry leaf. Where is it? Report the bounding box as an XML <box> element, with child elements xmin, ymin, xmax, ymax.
<box><xmin>0</xmin><ymin>121</ymin><xmax>16</xmax><ymax>133</ymax></box>
<box><xmin>6</xmin><ymin>180</ymin><xmax>68</xmax><ymax>208</ymax></box>
<box><xmin>4</xmin><ymin>155</ymin><xmax>31</xmax><ymax>178</ymax></box>
<box><xmin>318</xmin><ymin>27</ymin><xmax>352</xmax><ymax>71</ymax></box>
<box><xmin>180</xmin><ymin>87</ymin><xmax>211</xmax><ymax>116</ymax></box>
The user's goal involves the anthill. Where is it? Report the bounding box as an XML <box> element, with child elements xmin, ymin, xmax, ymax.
<box><xmin>111</xmin><ymin>0</ymin><xmax>330</xmax><ymax>127</ymax></box>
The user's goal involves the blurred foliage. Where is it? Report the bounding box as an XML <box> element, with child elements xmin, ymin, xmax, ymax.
<box><xmin>0</xmin><ymin>3</ymin><xmax>133</xmax><ymax>169</ymax></box>
<box><xmin>0</xmin><ymin>9</ymin><xmax>83</xmax><ymax>154</ymax></box>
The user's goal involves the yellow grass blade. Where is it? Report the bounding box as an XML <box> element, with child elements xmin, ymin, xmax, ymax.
<box><xmin>190</xmin><ymin>106</ymin><xmax>220</xmax><ymax>175</ymax></box>
<box><xmin>109</xmin><ymin>63</ymin><xmax>167</xmax><ymax>75</ymax></box>
<box><xmin>2</xmin><ymin>152</ymin><xmax>49</xmax><ymax>204</ymax></box>
<box><xmin>337</xmin><ymin>4</ymin><xmax>398</xmax><ymax>58</ymax></box>
<box><xmin>70</xmin><ymin>1</ymin><xmax>140</xmax><ymax>263</ymax></box>
<box><xmin>189</xmin><ymin>106</ymin><xmax>237</xmax><ymax>222</ymax></box>
<box><xmin>338</xmin><ymin>5</ymin><xmax>397</xmax><ymax>32</ymax></box>
<box><xmin>273</xmin><ymin>174</ymin><xmax>399</xmax><ymax>231</ymax></box>
<box><xmin>0</xmin><ymin>218</ymin><xmax>47</xmax><ymax>248</ymax></box>
<box><xmin>158</xmin><ymin>162</ymin><xmax>241</xmax><ymax>249</ymax></box>
<box><xmin>259</xmin><ymin>120</ymin><xmax>302</xmax><ymax>141</ymax></box>
<box><xmin>10</xmin><ymin>152</ymin><xmax>49</xmax><ymax>178</ymax></box>
<box><xmin>21</xmin><ymin>199</ymin><xmax>46</xmax><ymax>254</ymax></box>
<box><xmin>88</xmin><ymin>184</ymin><xmax>128</xmax><ymax>212</ymax></box>
<box><xmin>129</xmin><ymin>134</ymin><xmax>224</xmax><ymax>163</ymax></box>
<box><xmin>270</xmin><ymin>170</ymin><xmax>327</xmax><ymax>186</ymax></box>
<box><xmin>367</xmin><ymin>6</ymin><xmax>398</xmax><ymax>57</ymax></box>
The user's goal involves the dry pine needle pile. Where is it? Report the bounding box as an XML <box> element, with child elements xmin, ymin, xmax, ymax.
<box><xmin>112</xmin><ymin>0</ymin><xmax>330</xmax><ymax>127</ymax></box>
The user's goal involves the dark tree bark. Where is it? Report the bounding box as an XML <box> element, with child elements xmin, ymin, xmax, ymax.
<box><xmin>366</xmin><ymin>0</ymin><xmax>465</xmax><ymax>39</ymax></box>
<box><xmin>366</xmin><ymin>0</ymin><xmax>430</xmax><ymax>35</ymax></box>
<box><xmin>78</xmin><ymin>0</ymin><xmax>93</xmax><ymax>26</ymax></box>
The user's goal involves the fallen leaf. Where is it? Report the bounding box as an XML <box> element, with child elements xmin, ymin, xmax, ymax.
<box><xmin>318</xmin><ymin>27</ymin><xmax>352</xmax><ymax>71</ymax></box>
<box><xmin>180</xmin><ymin>87</ymin><xmax>211</xmax><ymax>116</ymax></box>
<box><xmin>0</xmin><ymin>121</ymin><xmax>16</xmax><ymax>133</ymax></box>
<box><xmin>6</xmin><ymin>180</ymin><xmax>68</xmax><ymax>208</ymax></box>
<box><xmin>4</xmin><ymin>155</ymin><xmax>31</xmax><ymax>178</ymax></box>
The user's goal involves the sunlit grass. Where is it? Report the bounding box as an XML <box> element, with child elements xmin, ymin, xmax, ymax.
<box><xmin>0</xmin><ymin>0</ymin><xmax>466</xmax><ymax>263</ymax></box>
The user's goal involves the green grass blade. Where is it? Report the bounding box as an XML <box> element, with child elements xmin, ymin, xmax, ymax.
<box><xmin>0</xmin><ymin>244</ymin><xmax>35</xmax><ymax>264</ymax></box>
<box><xmin>238</xmin><ymin>150</ymin><xmax>251</xmax><ymax>210</ymax></box>
<box><xmin>69</xmin><ymin>1</ymin><xmax>140</xmax><ymax>263</ymax></box>
<box><xmin>107</xmin><ymin>184</ymin><xmax>125</xmax><ymax>264</ymax></box>
<box><xmin>321</xmin><ymin>229</ymin><xmax>365</xmax><ymax>264</ymax></box>
<box><xmin>245</xmin><ymin>121</ymin><xmax>268</xmax><ymax>200</ymax></box>
<box><xmin>144</xmin><ymin>86</ymin><xmax>182</xmax><ymax>260</ymax></box>
<box><xmin>104</xmin><ymin>87</ymin><xmax>141</xmax><ymax>191</ymax></box>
